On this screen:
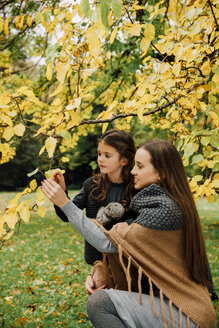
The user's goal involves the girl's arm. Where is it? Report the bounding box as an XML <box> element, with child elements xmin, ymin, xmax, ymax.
<box><xmin>61</xmin><ymin>200</ymin><xmax>117</xmax><ymax>253</ymax></box>
<box><xmin>41</xmin><ymin>179</ymin><xmax>117</xmax><ymax>253</ymax></box>
<box><xmin>54</xmin><ymin>187</ymin><xmax>86</xmax><ymax>222</ymax></box>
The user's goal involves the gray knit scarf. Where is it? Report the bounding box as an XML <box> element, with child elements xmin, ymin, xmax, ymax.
<box><xmin>130</xmin><ymin>184</ymin><xmax>183</xmax><ymax>230</ymax></box>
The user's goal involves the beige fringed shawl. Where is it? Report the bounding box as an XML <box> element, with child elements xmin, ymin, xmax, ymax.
<box><xmin>95</xmin><ymin>221</ymin><xmax>216</xmax><ymax>328</ymax></box>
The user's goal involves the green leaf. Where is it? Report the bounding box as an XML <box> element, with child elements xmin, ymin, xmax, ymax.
<box><xmin>60</xmin><ymin>130</ymin><xmax>71</xmax><ymax>141</ymax></box>
<box><xmin>100</xmin><ymin>0</ymin><xmax>111</xmax><ymax>29</ymax></box>
<box><xmin>27</xmin><ymin>168</ymin><xmax>39</xmax><ymax>177</ymax></box>
<box><xmin>112</xmin><ymin>0</ymin><xmax>122</xmax><ymax>18</ymax></box>
<box><xmin>80</xmin><ymin>0</ymin><xmax>91</xmax><ymax>16</ymax></box>
<box><xmin>45</xmin><ymin>42</ymin><xmax>59</xmax><ymax>65</ymax></box>
<box><xmin>184</xmin><ymin>142</ymin><xmax>196</xmax><ymax>158</ymax></box>
<box><xmin>191</xmin><ymin>154</ymin><xmax>203</xmax><ymax>164</ymax></box>
<box><xmin>210</xmin><ymin>136</ymin><xmax>219</xmax><ymax>148</ymax></box>
<box><xmin>206</xmin><ymin>105</ymin><xmax>213</xmax><ymax>115</ymax></box>
<box><xmin>201</xmin><ymin>136</ymin><xmax>210</xmax><ymax>146</ymax></box>
<box><xmin>89</xmin><ymin>160</ymin><xmax>98</xmax><ymax>170</ymax></box>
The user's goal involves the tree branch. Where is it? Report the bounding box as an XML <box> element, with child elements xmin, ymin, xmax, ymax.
<box><xmin>207</xmin><ymin>0</ymin><xmax>218</xmax><ymax>27</ymax></box>
<box><xmin>69</xmin><ymin>80</ymin><xmax>206</xmax><ymax>131</ymax></box>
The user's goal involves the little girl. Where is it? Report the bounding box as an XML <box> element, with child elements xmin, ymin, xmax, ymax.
<box><xmin>53</xmin><ymin>129</ymin><xmax>136</xmax><ymax>266</ymax></box>
<box><xmin>42</xmin><ymin>139</ymin><xmax>216</xmax><ymax>328</ymax></box>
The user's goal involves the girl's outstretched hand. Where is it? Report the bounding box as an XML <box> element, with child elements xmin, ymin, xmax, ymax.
<box><xmin>53</xmin><ymin>171</ymin><xmax>66</xmax><ymax>191</ymax></box>
<box><xmin>41</xmin><ymin>178</ymin><xmax>69</xmax><ymax>208</ymax></box>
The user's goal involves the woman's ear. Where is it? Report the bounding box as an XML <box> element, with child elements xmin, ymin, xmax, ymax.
<box><xmin>121</xmin><ymin>158</ymin><xmax>128</xmax><ymax>167</ymax></box>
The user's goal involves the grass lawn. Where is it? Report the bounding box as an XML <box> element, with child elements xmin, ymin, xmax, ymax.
<box><xmin>0</xmin><ymin>191</ymin><xmax>218</xmax><ymax>327</ymax></box>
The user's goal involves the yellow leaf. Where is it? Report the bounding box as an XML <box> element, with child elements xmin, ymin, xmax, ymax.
<box><xmin>49</xmin><ymin>84</ymin><xmax>63</xmax><ymax>97</ymax></box>
<box><xmin>4</xmin><ymin>230</ymin><xmax>14</xmax><ymax>240</ymax></box>
<box><xmin>37</xmin><ymin>206</ymin><xmax>45</xmax><ymax>218</ymax></box>
<box><xmin>3</xmin><ymin>126</ymin><xmax>14</xmax><ymax>141</ymax></box>
<box><xmin>0</xmin><ymin>219</ymin><xmax>4</xmax><ymax>237</ymax></box>
<box><xmin>46</xmin><ymin>60</ymin><xmax>53</xmax><ymax>81</ymax></box>
<box><xmin>61</xmin><ymin>156</ymin><xmax>70</xmax><ymax>163</ymax></box>
<box><xmin>14</xmin><ymin>123</ymin><xmax>25</xmax><ymax>136</ymax></box>
<box><xmin>1</xmin><ymin>115</ymin><xmax>13</xmax><ymax>126</ymax></box>
<box><xmin>45</xmin><ymin>168</ymin><xmax>65</xmax><ymax>178</ymax></box>
<box><xmin>137</xmin><ymin>84</ymin><xmax>148</xmax><ymax>97</ymax></box>
<box><xmin>0</xmin><ymin>94</ymin><xmax>11</xmax><ymax>105</ymax></box>
<box><xmin>39</xmin><ymin>13</ymin><xmax>50</xmax><ymax>30</ymax></box>
<box><xmin>140</xmin><ymin>24</ymin><xmax>155</xmax><ymax>53</ymax></box>
<box><xmin>67</xmin><ymin>112</ymin><xmax>79</xmax><ymax>128</ymax></box>
<box><xmin>56</xmin><ymin>63</ymin><xmax>69</xmax><ymax>84</ymax></box>
<box><xmin>137</xmin><ymin>107</ymin><xmax>144</xmax><ymax>121</ymax></box>
<box><xmin>74</xmin><ymin>97</ymin><xmax>81</xmax><ymax>109</ymax></box>
<box><xmin>144</xmin><ymin>24</ymin><xmax>155</xmax><ymax>41</ymax></box>
<box><xmin>209</xmin><ymin>111</ymin><xmax>219</xmax><ymax>127</ymax></box>
<box><xmin>65</xmin><ymin>10</ymin><xmax>73</xmax><ymax>21</ymax></box>
<box><xmin>18</xmin><ymin>15</ymin><xmax>25</xmax><ymax>29</ymax></box>
<box><xmin>19</xmin><ymin>206</ymin><xmax>30</xmax><ymax>223</ymax></box>
<box><xmin>0</xmin><ymin>17</ymin><xmax>3</xmax><ymax>33</ymax></box>
<box><xmin>193</xmin><ymin>175</ymin><xmax>203</xmax><ymax>182</ymax></box>
<box><xmin>6</xmin><ymin>213</ymin><xmax>18</xmax><ymax>229</ymax></box>
<box><xmin>213</xmin><ymin>173</ymin><xmax>219</xmax><ymax>188</ymax></box>
<box><xmin>125</xmin><ymin>23</ymin><xmax>141</xmax><ymax>36</ymax></box>
<box><xmin>172</xmin><ymin>62</ymin><xmax>181</xmax><ymax>77</ymax></box>
<box><xmin>4</xmin><ymin>18</ymin><xmax>9</xmax><ymax>36</ymax></box>
<box><xmin>140</xmin><ymin>38</ymin><xmax>150</xmax><ymax>52</ymax></box>
<box><xmin>201</xmin><ymin>58</ymin><xmax>211</xmax><ymax>75</ymax></box>
<box><xmin>39</xmin><ymin>145</ymin><xmax>46</xmax><ymax>156</ymax></box>
<box><xmin>110</xmin><ymin>26</ymin><xmax>118</xmax><ymax>44</ymax></box>
<box><xmin>171</xmin><ymin>110</ymin><xmax>180</xmax><ymax>121</ymax></box>
<box><xmin>27</xmin><ymin>15</ymin><xmax>32</xmax><ymax>27</ymax></box>
<box><xmin>85</xmin><ymin>27</ymin><xmax>101</xmax><ymax>60</ymax></box>
<box><xmin>45</xmin><ymin>136</ymin><xmax>57</xmax><ymax>158</ymax></box>
<box><xmin>102</xmin><ymin>123</ymin><xmax>109</xmax><ymax>133</ymax></box>
<box><xmin>17</xmin><ymin>87</ymin><xmax>42</xmax><ymax>107</ymax></box>
<box><xmin>206</xmin><ymin>195</ymin><xmax>215</xmax><ymax>203</ymax></box>
<box><xmin>36</xmin><ymin>187</ymin><xmax>46</xmax><ymax>204</ymax></box>
<box><xmin>30</xmin><ymin>179</ymin><xmax>37</xmax><ymax>191</ymax></box>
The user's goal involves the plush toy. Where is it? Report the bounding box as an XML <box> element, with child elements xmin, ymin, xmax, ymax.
<box><xmin>96</xmin><ymin>202</ymin><xmax>125</xmax><ymax>226</ymax></box>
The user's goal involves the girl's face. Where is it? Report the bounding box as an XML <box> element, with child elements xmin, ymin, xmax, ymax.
<box><xmin>131</xmin><ymin>148</ymin><xmax>160</xmax><ymax>190</ymax></box>
<box><xmin>97</xmin><ymin>141</ymin><xmax>127</xmax><ymax>182</ymax></box>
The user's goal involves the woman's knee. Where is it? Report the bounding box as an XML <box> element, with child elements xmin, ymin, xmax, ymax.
<box><xmin>87</xmin><ymin>290</ymin><xmax>107</xmax><ymax>317</ymax></box>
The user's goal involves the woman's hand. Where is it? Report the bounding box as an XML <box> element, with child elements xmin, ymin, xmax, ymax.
<box><xmin>85</xmin><ymin>275</ymin><xmax>106</xmax><ymax>295</ymax></box>
<box><xmin>113</xmin><ymin>222</ymin><xmax>128</xmax><ymax>229</ymax></box>
<box><xmin>53</xmin><ymin>171</ymin><xmax>66</xmax><ymax>191</ymax></box>
<box><xmin>41</xmin><ymin>178</ymin><xmax>69</xmax><ymax>208</ymax></box>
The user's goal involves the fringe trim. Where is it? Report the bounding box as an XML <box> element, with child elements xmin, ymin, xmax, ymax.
<box><xmin>127</xmin><ymin>256</ymin><xmax>132</xmax><ymax>294</ymax></box>
<box><xmin>149</xmin><ymin>278</ymin><xmax>159</xmax><ymax>317</ymax></box>
<box><xmin>186</xmin><ymin>315</ymin><xmax>190</xmax><ymax>328</ymax></box>
<box><xmin>138</xmin><ymin>266</ymin><xmax>142</xmax><ymax>303</ymax></box>
<box><xmin>118</xmin><ymin>245</ymin><xmax>132</xmax><ymax>293</ymax></box>
<box><xmin>169</xmin><ymin>300</ymin><xmax>175</xmax><ymax>328</ymax></box>
<box><xmin>114</xmin><ymin>246</ymin><xmax>195</xmax><ymax>328</ymax></box>
<box><xmin>160</xmin><ymin>289</ymin><xmax>169</xmax><ymax>327</ymax></box>
<box><xmin>179</xmin><ymin>308</ymin><xmax>182</xmax><ymax>328</ymax></box>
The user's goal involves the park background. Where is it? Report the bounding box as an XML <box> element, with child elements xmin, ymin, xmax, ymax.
<box><xmin>0</xmin><ymin>0</ymin><xmax>218</xmax><ymax>326</ymax></box>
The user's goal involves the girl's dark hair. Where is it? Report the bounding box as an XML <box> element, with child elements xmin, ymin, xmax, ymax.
<box><xmin>90</xmin><ymin>129</ymin><xmax>136</xmax><ymax>207</ymax></box>
<box><xmin>140</xmin><ymin>139</ymin><xmax>209</xmax><ymax>287</ymax></box>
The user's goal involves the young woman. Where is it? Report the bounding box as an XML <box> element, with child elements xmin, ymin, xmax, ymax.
<box><xmin>53</xmin><ymin>129</ymin><xmax>136</xmax><ymax>265</ymax></box>
<box><xmin>42</xmin><ymin>139</ymin><xmax>216</xmax><ymax>328</ymax></box>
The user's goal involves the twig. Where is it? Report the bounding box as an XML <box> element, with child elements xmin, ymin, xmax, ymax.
<box><xmin>207</xmin><ymin>0</ymin><xmax>218</xmax><ymax>27</ymax></box>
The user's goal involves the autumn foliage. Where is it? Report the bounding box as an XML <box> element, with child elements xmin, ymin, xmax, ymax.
<box><xmin>0</xmin><ymin>0</ymin><xmax>218</xmax><ymax>244</ymax></box>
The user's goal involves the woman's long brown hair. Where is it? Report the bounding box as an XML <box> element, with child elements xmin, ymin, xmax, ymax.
<box><xmin>141</xmin><ymin>139</ymin><xmax>209</xmax><ymax>287</ymax></box>
<box><xmin>90</xmin><ymin>129</ymin><xmax>136</xmax><ymax>208</ymax></box>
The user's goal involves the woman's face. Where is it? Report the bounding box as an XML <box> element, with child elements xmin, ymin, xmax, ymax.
<box><xmin>97</xmin><ymin>141</ymin><xmax>127</xmax><ymax>182</ymax></box>
<box><xmin>131</xmin><ymin>148</ymin><xmax>160</xmax><ymax>190</ymax></box>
